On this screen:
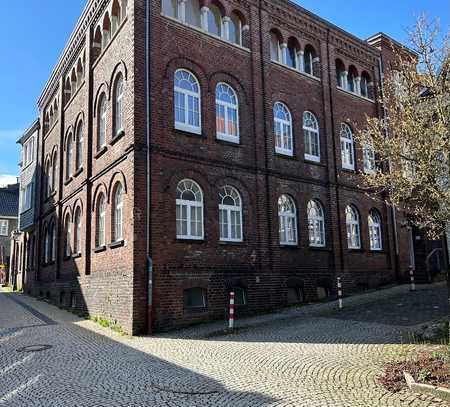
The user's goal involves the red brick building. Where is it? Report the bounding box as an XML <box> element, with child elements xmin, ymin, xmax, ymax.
<box><xmin>22</xmin><ymin>0</ymin><xmax>427</xmax><ymax>334</ymax></box>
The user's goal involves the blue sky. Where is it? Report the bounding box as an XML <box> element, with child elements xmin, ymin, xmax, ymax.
<box><xmin>0</xmin><ymin>0</ymin><xmax>448</xmax><ymax>182</ymax></box>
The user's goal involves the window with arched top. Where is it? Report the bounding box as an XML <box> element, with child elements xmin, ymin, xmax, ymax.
<box><xmin>176</xmin><ymin>179</ymin><xmax>204</xmax><ymax>239</ymax></box>
<box><xmin>45</xmin><ymin>159</ymin><xmax>51</xmax><ymax>198</ymax></box>
<box><xmin>340</xmin><ymin>123</ymin><xmax>355</xmax><ymax>170</ymax></box>
<box><xmin>76</xmin><ymin>122</ymin><xmax>83</xmax><ymax>171</ymax></box>
<box><xmin>360</xmin><ymin>72</ymin><xmax>370</xmax><ymax>98</ymax></box>
<box><xmin>96</xmin><ymin>194</ymin><xmax>106</xmax><ymax>247</ymax></box>
<box><xmin>363</xmin><ymin>136</ymin><xmax>376</xmax><ymax>174</ymax></box>
<box><xmin>162</xmin><ymin>0</ymin><xmax>178</xmax><ymax>18</ymax></box>
<box><xmin>207</xmin><ymin>4</ymin><xmax>222</xmax><ymax>37</ymax></box>
<box><xmin>274</xmin><ymin>102</ymin><xmax>293</xmax><ymax>156</ymax></box>
<box><xmin>74</xmin><ymin>207</ymin><xmax>82</xmax><ymax>254</ymax></box>
<box><xmin>52</xmin><ymin>151</ymin><xmax>57</xmax><ymax>193</ymax></box>
<box><xmin>174</xmin><ymin>69</ymin><xmax>201</xmax><ymax>134</ymax></box>
<box><xmin>345</xmin><ymin>205</ymin><xmax>361</xmax><ymax>249</ymax></box>
<box><xmin>286</xmin><ymin>38</ymin><xmax>299</xmax><ymax>69</ymax></box>
<box><xmin>44</xmin><ymin>226</ymin><xmax>50</xmax><ymax>264</ymax></box>
<box><xmin>303</xmin><ymin>111</ymin><xmax>320</xmax><ymax>162</ymax></box>
<box><xmin>219</xmin><ymin>185</ymin><xmax>242</xmax><ymax>242</ymax></box>
<box><xmin>113</xmin><ymin>75</ymin><xmax>124</xmax><ymax>136</ymax></box>
<box><xmin>229</xmin><ymin>12</ymin><xmax>242</xmax><ymax>45</ymax></box>
<box><xmin>368</xmin><ymin>209</ymin><xmax>382</xmax><ymax>250</ymax></box>
<box><xmin>347</xmin><ymin>65</ymin><xmax>358</xmax><ymax>93</ymax></box>
<box><xmin>185</xmin><ymin>0</ymin><xmax>201</xmax><ymax>27</ymax></box>
<box><xmin>216</xmin><ymin>83</ymin><xmax>239</xmax><ymax>143</ymax></box>
<box><xmin>278</xmin><ymin>195</ymin><xmax>297</xmax><ymax>245</ymax></box>
<box><xmin>307</xmin><ymin>200</ymin><xmax>325</xmax><ymax>247</ymax></box>
<box><xmin>64</xmin><ymin>213</ymin><xmax>72</xmax><ymax>258</ymax></box>
<box><xmin>270</xmin><ymin>31</ymin><xmax>282</xmax><ymax>62</ymax></box>
<box><xmin>66</xmin><ymin>134</ymin><xmax>73</xmax><ymax>179</ymax></box>
<box><xmin>98</xmin><ymin>94</ymin><xmax>107</xmax><ymax>150</ymax></box>
<box><xmin>304</xmin><ymin>45</ymin><xmax>316</xmax><ymax>76</ymax></box>
<box><xmin>112</xmin><ymin>183</ymin><xmax>124</xmax><ymax>242</ymax></box>
<box><xmin>336</xmin><ymin>59</ymin><xmax>346</xmax><ymax>89</ymax></box>
<box><xmin>51</xmin><ymin>221</ymin><xmax>56</xmax><ymax>262</ymax></box>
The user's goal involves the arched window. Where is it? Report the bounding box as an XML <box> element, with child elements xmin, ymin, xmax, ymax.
<box><xmin>219</xmin><ymin>185</ymin><xmax>242</xmax><ymax>242</ymax></box>
<box><xmin>216</xmin><ymin>83</ymin><xmax>239</xmax><ymax>143</ymax></box>
<box><xmin>64</xmin><ymin>213</ymin><xmax>72</xmax><ymax>258</ymax></box>
<box><xmin>111</xmin><ymin>0</ymin><xmax>122</xmax><ymax>33</ymax></box>
<box><xmin>66</xmin><ymin>134</ymin><xmax>73</xmax><ymax>179</ymax></box>
<box><xmin>229</xmin><ymin>12</ymin><xmax>242</xmax><ymax>45</ymax></box>
<box><xmin>336</xmin><ymin>59</ymin><xmax>346</xmax><ymax>89</ymax></box>
<box><xmin>304</xmin><ymin>45</ymin><xmax>316</xmax><ymax>76</ymax></box>
<box><xmin>45</xmin><ymin>159</ymin><xmax>51</xmax><ymax>198</ymax></box>
<box><xmin>74</xmin><ymin>207</ymin><xmax>82</xmax><ymax>254</ymax></box>
<box><xmin>174</xmin><ymin>69</ymin><xmax>201</xmax><ymax>134</ymax></box>
<box><xmin>347</xmin><ymin>65</ymin><xmax>358</xmax><ymax>93</ymax></box>
<box><xmin>113</xmin><ymin>74</ymin><xmax>124</xmax><ymax>136</ymax></box>
<box><xmin>96</xmin><ymin>194</ymin><xmax>106</xmax><ymax>247</ymax></box>
<box><xmin>112</xmin><ymin>183</ymin><xmax>124</xmax><ymax>242</ymax></box>
<box><xmin>207</xmin><ymin>4</ymin><xmax>222</xmax><ymax>37</ymax></box>
<box><xmin>360</xmin><ymin>72</ymin><xmax>370</xmax><ymax>98</ymax></box>
<box><xmin>278</xmin><ymin>195</ymin><xmax>297</xmax><ymax>245</ymax></box>
<box><xmin>345</xmin><ymin>205</ymin><xmax>361</xmax><ymax>249</ymax></box>
<box><xmin>368</xmin><ymin>209</ymin><xmax>382</xmax><ymax>250</ymax></box>
<box><xmin>162</xmin><ymin>0</ymin><xmax>178</xmax><ymax>18</ymax></box>
<box><xmin>51</xmin><ymin>151</ymin><xmax>57</xmax><ymax>192</ymax></box>
<box><xmin>303</xmin><ymin>111</ymin><xmax>320</xmax><ymax>161</ymax></box>
<box><xmin>340</xmin><ymin>123</ymin><xmax>355</xmax><ymax>170</ymax></box>
<box><xmin>176</xmin><ymin>179</ymin><xmax>204</xmax><ymax>239</ymax></box>
<box><xmin>44</xmin><ymin>226</ymin><xmax>50</xmax><ymax>264</ymax></box>
<box><xmin>98</xmin><ymin>94</ymin><xmax>107</xmax><ymax>150</ymax></box>
<box><xmin>121</xmin><ymin>0</ymin><xmax>128</xmax><ymax>19</ymax></box>
<box><xmin>270</xmin><ymin>31</ymin><xmax>282</xmax><ymax>62</ymax></box>
<box><xmin>102</xmin><ymin>13</ymin><xmax>111</xmax><ymax>48</ymax></box>
<box><xmin>363</xmin><ymin>136</ymin><xmax>376</xmax><ymax>174</ymax></box>
<box><xmin>76</xmin><ymin>122</ymin><xmax>83</xmax><ymax>171</ymax></box>
<box><xmin>185</xmin><ymin>0</ymin><xmax>201</xmax><ymax>27</ymax></box>
<box><xmin>273</xmin><ymin>102</ymin><xmax>293</xmax><ymax>156</ymax></box>
<box><xmin>286</xmin><ymin>38</ymin><xmax>299</xmax><ymax>69</ymax></box>
<box><xmin>307</xmin><ymin>200</ymin><xmax>325</xmax><ymax>247</ymax></box>
<box><xmin>51</xmin><ymin>221</ymin><xmax>56</xmax><ymax>262</ymax></box>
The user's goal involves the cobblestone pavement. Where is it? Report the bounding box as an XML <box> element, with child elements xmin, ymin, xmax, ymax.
<box><xmin>0</xmin><ymin>283</ymin><xmax>448</xmax><ymax>407</ymax></box>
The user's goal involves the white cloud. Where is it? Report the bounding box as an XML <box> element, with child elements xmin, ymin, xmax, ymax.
<box><xmin>0</xmin><ymin>175</ymin><xmax>18</xmax><ymax>187</ymax></box>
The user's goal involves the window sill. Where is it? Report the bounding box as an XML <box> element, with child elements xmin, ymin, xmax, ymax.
<box><xmin>280</xmin><ymin>244</ymin><xmax>299</xmax><ymax>249</ymax></box>
<box><xmin>110</xmin><ymin>129</ymin><xmax>125</xmax><ymax>146</ymax></box>
<box><xmin>347</xmin><ymin>248</ymin><xmax>365</xmax><ymax>253</ymax></box>
<box><xmin>73</xmin><ymin>167</ymin><xmax>83</xmax><ymax>178</ymax></box>
<box><xmin>337</xmin><ymin>87</ymin><xmax>375</xmax><ymax>103</ymax></box>
<box><xmin>176</xmin><ymin>238</ymin><xmax>205</xmax><ymax>244</ymax></box>
<box><xmin>369</xmin><ymin>249</ymin><xmax>385</xmax><ymax>254</ymax></box>
<box><xmin>275</xmin><ymin>152</ymin><xmax>296</xmax><ymax>160</ymax></box>
<box><xmin>218</xmin><ymin>240</ymin><xmax>246</xmax><ymax>246</ymax></box>
<box><xmin>216</xmin><ymin>137</ymin><xmax>241</xmax><ymax>147</ymax></box>
<box><xmin>64</xmin><ymin>177</ymin><xmax>73</xmax><ymax>186</ymax></box>
<box><xmin>304</xmin><ymin>158</ymin><xmax>325</xmax><ymax>167</ymax></box>
<box><xmin>109</xmin><ymin>240</ymin><xmax>125</xmax><ymax>249</ymax></box>
<box><xmin>174</xmin><ymin>126</ymin><xmax>203</xmax><ymax>137</ymax></box>
<box><xmin>309</xmin><ymin>245</ymin><xmax>331</xmax><ymax>252</ymax></box>
<box><xmin>95</xmin><ymin>146</ymin><xmax>108</xmax><ymax>159</ymax></box>
<box><xmin>94</xmin><ymin>245</ymin><xmax>107</xmax><ymax>253</ymax></box>
<box><xmin>341</xmin><ymin>167</ymin><xmax>356</xmax><ymax>174</ymax></box>
<box><xmin>71</xmin><ymin>253</ymin><xmax>82</xmax><ymax>259</ymax></box>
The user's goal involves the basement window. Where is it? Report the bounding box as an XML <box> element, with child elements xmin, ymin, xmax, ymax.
<box><xmin>183</xmin><ymin>287</ymin><xmax>206</xmax><ymax>309</ymax></box>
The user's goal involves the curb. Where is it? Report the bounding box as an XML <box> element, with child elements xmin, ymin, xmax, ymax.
<box><xmin>404</xmin><ymin>371</ymin><xmax>450</xmax><ymax>402</ymax></box>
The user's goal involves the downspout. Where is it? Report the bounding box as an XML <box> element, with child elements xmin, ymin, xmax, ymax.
<box><xmin>378</xmin><ymin>55</ymin><xmax>400</xmax><ymax>281</ymax></box>
<box><xmin>326</xmin><ymin>29</ymin><xmax>344</xmax><ymax>274</ymax></box>
<box><xmin>145</xmin><ymin>0</ymin><xmax>153</xmax><ymax>334</ymax></box>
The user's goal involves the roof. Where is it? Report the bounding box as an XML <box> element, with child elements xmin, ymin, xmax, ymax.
<box><xmin>17</xmin><ymin>119</ymin><xmax>40</xmax><ymax>145</ymax></box>
<box><xmin>0</xmin><ymin>184</ymin><xmax>19</xmax><ymax>218</ymax></box>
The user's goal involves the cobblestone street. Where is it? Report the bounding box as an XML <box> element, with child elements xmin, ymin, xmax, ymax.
<box><xmin>0</xmin><ymin>283</ymin><xmax>447</xmax><ymax>406</ymax></box>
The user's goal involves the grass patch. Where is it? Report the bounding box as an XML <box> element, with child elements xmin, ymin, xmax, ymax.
<box><xmin>90</xmin><ymin>315</ymin><xmax>128</xmax><ymax>336</ymax></box>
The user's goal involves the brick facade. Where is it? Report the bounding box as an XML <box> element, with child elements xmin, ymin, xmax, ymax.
<box><xmin>24</xmin><ymin>0</ymin><xmax>420</xmax><ymax>334</ymax></box>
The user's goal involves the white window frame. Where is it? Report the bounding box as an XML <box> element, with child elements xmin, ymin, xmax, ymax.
<box><xmin>307</xmin><ymin>200</ymin><xmax>325</xmax><ymax>247</ymax></box>
<box><xmin>74</xmin><ymin>208</ymin><xmax>82</xmax><ymax>254</ymax></box>
<box><xmin>176</xmin><ymin>179</ymin><xmax>204</xmax><ymax>240</ymax></box>
<box><xmin>368</xmin><ymin>210</ymin><xmax>383</xmax><ymax>251</ymax></box>
<box><xmin>76</xmin><ymin>124</ymin><xmax>83</xmax><ymax>170</ymax></box>
<box><xmin>113</xmin><ymin>184</ymin><xmax>124</xmax><ymax>242</ymax></box>
<box><xmin>303</xmin><ymin>111</ymin><xmax>320</xmax><ymax>162</ymax></box>
<box><xmin>97</xmin><ymin>195</ymin><xmax>106</xmax><ymax>247</ymax></box>
<box><xmin>219</xmin><ymin>185</ymin><xmax>243</xmax><ymax>242</ymax></box>
<box><xmin>346</xmin><ymin>205</ymin><xmax>361</xmax><ymax>249</ymax></box>
<box><xmin>363</xmin><ymin>139</ymin><xmax>376</xmax><ymax>174</ymax></box>
<box><xmin>274</xmin><ymin>102</ymin><xmax>293</xmax><ymax>156</ymax></box>
<box><xmin>98</xmin><ymin>95</ymin><xmax>107</xmax><ymax>149</ymax></box>
<box><xmin>216</xmin><ymin>83</ymin><xmax>239</xmax><ymax>143</ymax></box>
<box><xmin>51</xmin><ymin>222</ymin><xmax>56</xmax><ymax>262</ymax></box>
<box><xmin>0</xmin><ymin>220</ymin><xmax>9</xmax><ymax>236</ymax></box>
<box><xmin>114</xmin><ymin>75</ymin><xmax>124</xmax><ymax>135</ymax></box>
<box><xmin>340</xmin><ymin>123</ymin><xmax>355</xmax><ymax>170</ymax></box>
<box><xmin>278</xmin><ymin>195</ymin><xmax>298</xmax><ymax>245</ymax></box>
<box><xmin>66</xmin><ymin>135</ymin><xmax>73</xmax><ymax>178</ymax></box>
<box><xmin>174</xmin><ymin>69</ymin><xmax>202</xmax><ymax>135</ymax></box>
<box><xmin>65</xmin><ymin>215</ymin><xmax>72</xmax><ymax>257</ymax></box>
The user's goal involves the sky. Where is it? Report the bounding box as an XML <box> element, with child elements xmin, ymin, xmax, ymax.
<box><xmin>0</xmin><ymin>0</ymin><xmax>448</xmax><ymax>184</ymax></box>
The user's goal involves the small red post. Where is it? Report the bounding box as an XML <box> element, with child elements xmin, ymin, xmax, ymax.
<box><xmin>409</xmin><ymin>266</ymin><xmax>416</xmax><ymax>291</ymax></box>
<box><xmin>229</xmin><ymin>291</ymin><xmax>235</xmax><ymax>330</ymax></box>
<box><xmin>337</xmin><ymin>277</ymin><xmax>343</xmax><ymax>310</ymax></box>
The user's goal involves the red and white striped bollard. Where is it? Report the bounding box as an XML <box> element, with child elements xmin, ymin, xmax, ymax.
<box><xmin>337</xmin><ymin>277</ymin><xmax>343</xmax><ymax>310</ymax></box>
<box><xmin>229</xmin><ymin>291</ymin><xmax>235</xmax><ymax>329</ymax></box>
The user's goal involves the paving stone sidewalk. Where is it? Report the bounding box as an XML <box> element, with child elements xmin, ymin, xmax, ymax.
<box><xmin>0</xmin><ymin>282</ymin><xmax>448</xmax><ymax>406</ymax></box>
